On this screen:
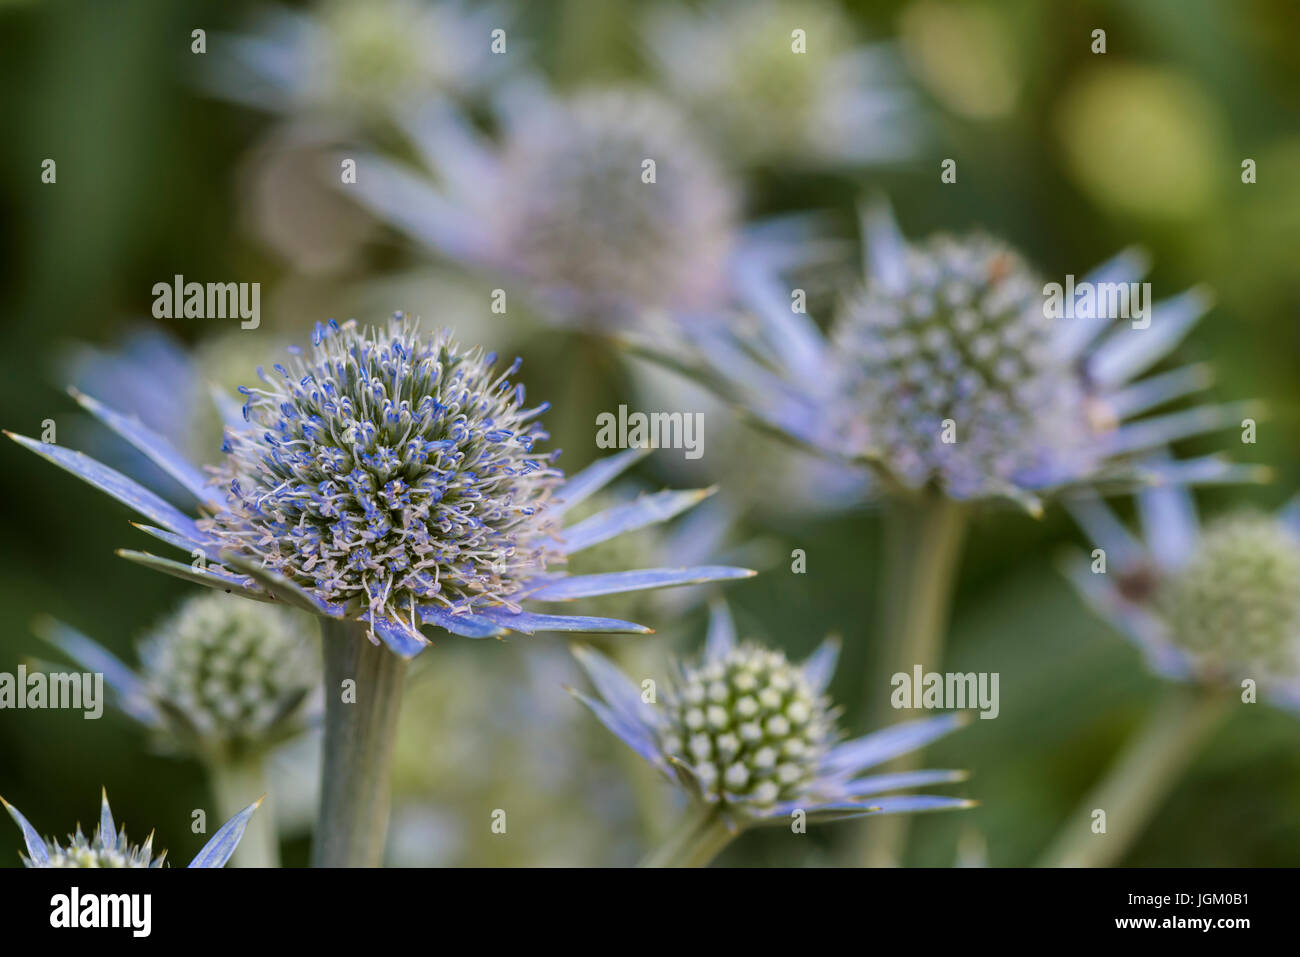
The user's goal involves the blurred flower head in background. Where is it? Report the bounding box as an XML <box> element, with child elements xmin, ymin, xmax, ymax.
<box><xmin>644</xmin><ymin>0</ymin><xmax>922</xmax><ymax>167</ymax></box>
<box><xmin>1067</xmin><ymin>485</ymin><xmax>1300</xmax><ymax>709</ymax></box>
<box><xmin>490</xmin><ymin>89</ymin><xmax>737</xmax><ymax>322</ymax></box>
<box><xmin>2</xmin><ymin>789</ymin><xmax>260</xmax><ymax>869</ymax></box>
<box><xmin>207</xmin><ymin>0</ymin><xmax>511</xmax><ymax>129</ymax></box>
<box><xmin>39</xmin><ymin>592</ymin><xmax>318</xmax><ymax>764</ymax></box>
<box><xmin>668</xmin><ymin>201</ymin><xmax>1264</xmax><ymax>513</ymax></box>
<box><xmin>351</xmin><ymin>84</ymin><xmax>739</xmax><ymax>330</ymax></box>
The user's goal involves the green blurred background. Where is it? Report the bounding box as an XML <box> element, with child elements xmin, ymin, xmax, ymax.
<box><xmin>1</xmin><ymin>0</ymin><xmax>1297</xmax><ymax>866</ymax></box>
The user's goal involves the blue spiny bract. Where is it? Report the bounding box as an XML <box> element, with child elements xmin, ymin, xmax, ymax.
<box><xmin>2</xmin><ymin>789</ymin><xmax>259</xmax><ymax>869</ymax></box>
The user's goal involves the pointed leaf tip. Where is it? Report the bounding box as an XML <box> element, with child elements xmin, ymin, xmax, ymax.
<box><xmin>2</xmin><ymin>796</ymin><xmax>50</xmax><ymax>866</ymax></box>
<box><xmin>188</xmin><ymin>797</ymin><xmax>262</xmax><ymax>868</ymax></box>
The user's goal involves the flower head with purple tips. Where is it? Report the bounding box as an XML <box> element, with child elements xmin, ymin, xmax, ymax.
<box><xmin>8</xmin><ymin>315</ymin><xmax>755</xmax><ymax>658</ymax></box>
<box><xmin>208</xmin><ymin>316</ymin><xmax>561</xmax><ymax>638</ymax></box>
<box><xmin>2</xmin><ymin>789</ymin><xmax>260</xmax><ymax>869</ymax></box>
<box><xmin>571</xmin><ymin>602</ymin><xmax>973</xmax><ymax>830</ymax></box>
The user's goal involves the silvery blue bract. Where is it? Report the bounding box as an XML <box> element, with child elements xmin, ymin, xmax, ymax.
<box><xmin>3</xmin><ymin>789</ymin><xmax>260</xmax><ymax>869</ymax></box>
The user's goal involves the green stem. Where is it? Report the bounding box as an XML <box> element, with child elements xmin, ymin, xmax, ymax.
<box><xmin>858</xmin><ymin>494</ymin><xmax>969</xmax><ymax>866</ymax></box>
<box><xmin>207</xmin><ymin>756</ymin><xmax>275</xmax><ymax>868</ymax></box>
<box><xmin>1040</xmin><ymin>687</ymin><xmax>1229</xmax><ymax>868</ymax></box>
<box><xmin>311</xmin><ymin>619</ymin><xmax>410</xmax><ymax>867</ymax></box>
<box><xmin>640</xmin><ymin>804</ymin><xmax>737</xmax><ymax>868</ymax></box>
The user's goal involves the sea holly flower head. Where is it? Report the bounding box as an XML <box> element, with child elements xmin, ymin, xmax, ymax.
<box><xmin>668</xmin><ymin>200</ymin><xmax>1266</xmax><ymax>512</ymax></box>
<box><xmin>139</xmin><ymin>594</ymin><xmax>318</xmax><ymax>749</ymax></box>
<box><xmin>1065</xmin><ymin>484</ymin><xmax>1300</xmax><ymax>708</ymax></box>
<box><xmin>571</xmin><ymin>603</ymin><xmax>973</xmax><ymax>828</ymax></box>
<box><xmin>831</xmin><ymin>233</ymin><xmax>1100</xmax><ymax>501</ymax></box>
<box><xmin>660</xmin><ymin>642</ymin><xmax>835</xmax><ymax>809</ymax></box>
<box><xmin>1156</xmin><ymin>512</ymin><xmax>1300</xmax><ymax>676</ymax></box>
<box><xmin>2</xmin><ymin>789</ymin><xmax>260</xmax><ymax>869</ymax></box>
<box><xmin>351</xmin><ymin>86</ymin><xmax>738</xmax><ymax>329</ymax></box>
<box><xmin>489</xmin><ymin>89</ymin><xmax>737</xmax><ymax>322</ymax></box>
<box><xmin>207</xmin><ymin>0</ymin><xmax>509</xmax><ymax>124</ymax></box>
<box><xmin>9</xmin><ymin>315</ymin><xmax>754</xmax><ymax>658</ymax></box>
<box><xmin>642</xmin><ymin>0</ymin><xmax>921</xmax><ymax>168</ymax></box>
<box><xmin>40</xmin><ymin>593</ymin><xmax>318</xmax><ymax>764</ymax></box>
<box><xmin>208</xmin><ymin>316</ymin><xmax>561</xmax><ymax>637</ymax></box>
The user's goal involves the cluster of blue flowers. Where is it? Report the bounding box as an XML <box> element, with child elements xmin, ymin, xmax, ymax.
<box><xmin>4</xmin><ymin>0</ymin><xmax>1292</xmax><ymax>871</ymax></box>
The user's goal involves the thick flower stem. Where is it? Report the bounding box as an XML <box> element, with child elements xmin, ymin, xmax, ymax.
<box><xmin>312</xmin><ymin>619</ymin><xmax>409</xmax><ymax>867</ymax></box>
<box><xmin>858</xmin><ymin>494</ymin><xmax>969</xmax><ymax>866</ymax></box>
<box><xmin>208</xmin><ymin>756</ymin><xmax>275</xmax><ymax>868</ymax></box>
<box><xmin>1040</xmin><ymin>687</ymin><xmax>1229</xmax><ymax>868</ymax></box>
<box><xmin>640</xmin><ymin>804</ymin><xmax>737</xmax><ymax>868</ymax></box>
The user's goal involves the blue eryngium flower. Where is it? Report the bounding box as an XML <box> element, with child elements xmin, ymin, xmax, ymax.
<box><xmin>1065</xmin><ymin>483</ymin><xmax>1300</xmax><ymax>710</ymax></box>
<box><xmin>350</xmin><ymin>85</ymin><xmax>739</xmax><ymax>329</ymax></box>
<box><xmin>571</xmin><ymin>603</ymin><xmax>973</xmax><ymax>829</ymax></box>
<box><xmin>666</xmin><ymin>201</ymin><xmax>1266</xmax><ymax>512</ymax></box>
<box><xmin>2</xmin><ymin>789</ymin><xmax>260</xmax><ymax>868</ymax></box>
<box><xmin>38</xmin><ymin>592</ymin><xmax>319</xmax><ymax>763</ymax></box>
<box><xmin>7</xmin><ymin>316</ymin><xmax>754</xmax><ymax>657</ymax></box>
<box><xmin>642</xmin><ymin>0</ymin><xmax>922</xmax><ymax>168</ymax></box>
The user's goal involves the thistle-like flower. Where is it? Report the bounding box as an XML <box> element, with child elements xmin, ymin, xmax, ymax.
<box><xmin>39</xmin><ymin>592</ymin><xmax>318</xmax><ymax>763</ymax></box>
<box><xmin>831</xmin><ymin>233</ymin><xmax>1098</xmax><ymax>501</ymax></box>
<box><xmin>351</xmin><ymin>86</ymin><xmax>738</xmax><ymax>329</ymax></box>
<box><xmin>2</xmin><ymin>789</ymin><xmax>260</xmax><ymax>869</ymax></box>
<box><xmin>1065</xmin><ymin>484</ymin><xmax>1300</xmax><ymax>707</ymax></box>
<box><xmin>205</xmin><ymin>0</ymin><xmax>510</xmax><ymax>125</ymax></box>
<box><xmin>571</xmin><ymin>603</ymin><xmax>972</xmax><ymax>837</ymax></box>
<box><xmin>9</xmin><ymin>316</ymin><xmax>754</xmax><ymax>658</ymax></box>
<box><xmin>642</xmin><ymin>0</ymin><xmax>921</xmax><ymax>168</ymax></box>
<box><xmin>669</xmin><ymin>201</ymin><xmax>1265</xmax><ymax>512</ymax></box>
